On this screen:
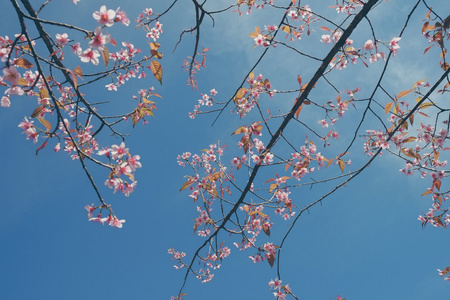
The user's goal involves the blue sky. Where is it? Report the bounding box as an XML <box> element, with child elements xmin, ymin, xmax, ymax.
<box><xmin>1</xmin><ymin>0</ymin><xmax>450</xmax><ymax>299</ymax></box>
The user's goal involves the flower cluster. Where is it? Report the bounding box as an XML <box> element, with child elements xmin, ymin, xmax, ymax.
<box><xmin>84</xmin><ymin>204</ymin><xmax>126</xmax><ymax>228</ymax></box>
<box><xmin>189</xmin><ymin>88</ymin><xmax>218</xmax><ymax>119</ymax></box>
<box><xmin>320</xmin><ymin>33</ymin><xmax>401</xmax><ymax>70</ymax></box>
<box><xmin>331</xmin><ymin>0</ymin><xmax>364</xmax><ymax>15</ymax></box>
<box><xmin>232</xmin><ymin>72</ymin><xmax>273</xmax><ymax>117</ymax></box>
<box><xmin>235</xmin><ymin>0</ymin><xmax>274</xmax><ymax>15</ymax></box>
<box><xmin>269</xmin><ymin>278</ymin><xmax>291</xmax><ymax>300</ymax></box>
<box><xmin>99</xmin><ymin>142</ymin><xmax>142</xmax><ymax>197</ymax></box>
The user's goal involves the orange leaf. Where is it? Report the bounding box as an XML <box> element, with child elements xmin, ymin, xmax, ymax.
<box><xmin>384</xmin><ymin>102</ymin><xmax>393</xmax><ymax>114</ymax></box>
<box><xmin>232</xmin><ymin>126</ymin><xmax>247</xmax><ymax>135</ymax></box>
<box><xmin>421</xmin><ymin>189</ymin><xmax>432</xmax><ymax>196</ymax></box>
<box><xmin>36</xmin><ymin>117</ymin><xmax>51</xmax><ymax>131</ymax></box>
<box><xmin>285</xmin><ymin>162</ymin><xmax>291</xmax><ymax>172</ymax></box>
<box><xmin>397</xmin><ymin>89</ymin><xmax>411</xmax><ymax>99</ymax></box>
<box><xmin>14</xmin><ymin>58</ymin><xmax>34</xmax><ymax>69</ymax></box>
<box><xmin>31</xmin><ymin>105</ymin><xmax>45</xmax><ymax>118</ymax></box>
<box><xmin>101</xmin><ymin>47</ymin><xmax>110</xmax><ymax>67</ymax></box>
<box><xmin>269</xmin><ymin>183</ymin><xmax>278</xmax><ymax>193</ymax></box>
<box><xmin>326</xmin><ymin>158</ymin><xmax>334</xmax><ymax>168</ymax></box>
<box><xmin>319</xmin><ymin>26</ymin><xmax>330</xmax><ymax>31</ymax></box>
<box><xmin>235</xmin><ymin>88</ymin><xmax>247</xmax><ymax>99</ymax></box>
<box><xmin>280</xmin><ymin>25</ymin><xmax>290</xmax><ymax>33</ymax></box>
<box><xmin>151</xmin><ymin>60</ymin><xmax>163</xmax><ymax>85</ymax></box>
<box><xmin>74</xmin><ymin>66</ymin><xmax>83</xmax><ymax>78</ymax></box>
<box><xmin>39</xmin><ymin>88</ymin><xmax>49</xmax><ymax>100</ymax></box>
<box><xmin>180</xmin><ymin>177</ymin><xmax>194</xmax><ymax>191</ymax></box>
<box><xmin>297</xmin><ymin>75</ymin><xmax>302</xmax><ymax>86</ymax></box>
<box><xmin>338</xmin><ymin>159</ymin><xmax>345</xmax><ymax>173</ymax></box>
<box><xmin>294</xmin><ymin>97</ymin><xmax>302</xmax><ymax>118</ymax></box>
<box><xmin>248</xmin><ymin>71</ymin><xmax>255</xmax><ymax>81</ymax></box>
<box><xmin>149</xmin><ymin>42</ymin><xmax>160</xmax><ymax>50</ymax></box>
<box><xmin>402</xmin><ymin>136</ymin><xmax>416</xmax><ymax>143</ymax></box>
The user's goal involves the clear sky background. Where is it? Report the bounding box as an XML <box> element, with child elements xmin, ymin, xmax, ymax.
<box><xmin>1</xmin><ymin>0</ymin><xmax>450</xmax><ymax>299</ymax></box>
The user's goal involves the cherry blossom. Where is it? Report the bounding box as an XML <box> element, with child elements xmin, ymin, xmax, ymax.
<box><xmin>55</xmin><ymin>33</ymin><xmax>69</xmax><ymax>46</ymax></box>
<box><xmin>80</xmin><ymin>48</ymin><xmax>100</xmax><ymax>65</ymax></box>
<box><xmin>93</xmin><ymin>5</ymin><xmax>116</xmax><ymax>27</ymax></box>
<box><xmin>88</xmin><ymin>27</ymin><xmax>110</xmax><ymax>50</ymax></box>
<box><xmin>3</xmin><ymin>66</ymin><xmax>20</xmax><ymax>85</ymax></box>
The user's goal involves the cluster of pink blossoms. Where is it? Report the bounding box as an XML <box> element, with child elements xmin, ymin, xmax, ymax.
<box><xmin>135</xmin><ymin>8</ymin><xmax>163</xmax><ymax>41</ymax></box>
<box><xmin>235</xmin><ymin>0</ymin><xmax>275</xmax><ymax>15</ymax></box>
<box><xmin>99</xmin><ymin>142</ymin><xmax>142</xmax><ymax>197</ymax></box>
<box><xmin>269</xmin><ymin>278</ymin><xmax>291</xmax><ymax>300</ymax></box>
<box><xmin>189</xmin><ymin>88</ymin><xmax>218</xmax><ymax>119</ymax></box>
<box><xmin>332</xmin><ymin>0</ymin><xmax>364</xmax><ymax>15</ymax></box>
<box><xmin>18</xmin><ymin>117</ymin><xmax>38</xmax><ymax>143</ymax></box>
<box><xmin>320</xmin><ymin>32</ymin><xmax>401</xmax><ymax>69</ymax></box>
<box><xmin>69</xmin><ymin>6</ymin><xmax>130</xmax><ymax>66</ymax></box>
<box><xmin>232</xmin><ymin>72</ymin><xmax>273</xmax><ymax>117</ymax></box>
<box><xmin>85</xmin><ymin>204</ymin><xmax>126</xmax><ymax>228</ymax></box>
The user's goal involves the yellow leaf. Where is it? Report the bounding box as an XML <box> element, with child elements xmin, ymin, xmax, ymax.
<box><xmin>419</xmin><ymin>102</ymin><xmax>434</xmax><ymax>109</ymax></box>
<box><xmin>281</xmin><ymin>25</ymin><xmax>291</xmax><ymax>33</ymax></box>
<box><xmin>150</xmin><ymin>60</ymin><xmax>163</xmax><ymax>85</ymax></box>
<box><xmin>17</xmin><ymin>78</ymin><xmax>28</xmax><ymax>85</ymax></box>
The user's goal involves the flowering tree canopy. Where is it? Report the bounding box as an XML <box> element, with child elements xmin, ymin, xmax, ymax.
<box><xmin>2</xmin><ymin>0</ymin><xmax>450</xmax><ymax>299</ymax></box>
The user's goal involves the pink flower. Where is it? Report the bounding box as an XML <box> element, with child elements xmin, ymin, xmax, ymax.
<box><xmin>269</xmin><ymin>278</ymin><xmax>282</xmax><ymax>289</ymax></box>
<box><xmin>54</xmin><ymin>143</ymin><xmax>61</xmax><ymax>152</ymax></box>
<box><xmin>5</xmin><ymin>86</ymin><xmax>24</xmax><ymax>95</ymax></box>
<box><xmin>320</xmin><ymin>34</ymin><xmax>331</xmax><ymax>44</ymax></box>
<box><xmin>72</xmin><ymin>42</ymin><xmax>82</xmax><ymax>55</ymax></box>
<box><xmin>109</xmin><ymin>216</ymin><xmax>126</xmax><ymax>228</ymax></box>
<box><xmin>332</xmin><ymin>31</ymin><xmax>342</xmax><ymax>43</ymax></box>
<box><xmin>89</xmin><ymin>213</ymin><xmax>106</xmax><ymax>224</ymax></box>
<box><xmin>263</xmin><ymin>152</ymin><xmax>274</xmax><ymax>164</ymax></box>
<box><xmin>80</xmin><ymin>48</ymin><xmax>100</xmax><ymax>65</ymax></box>
<box><xmin>115</xmin><ymin>7</ymin><xmax>130</xmax><ymax>26</ymax></box>
<box><xmin>389</xmin><ymin>37</ymin><xmax>401</xmax><ymax>55</ymax></box>
<box><xmin>110</xmin><ymin>142</ymin><xmax>128</xmax><ymax>159</ymax></box>
<box><xmin>363</xmin><ymin>39</ymin><xmax>374</xmax><ymax>51</ymax></box>
<box><xmin>128</xmin><ymin>155</ymin><xmax>142</xmax><ymax>171</ymax></box>
<box><xmin>56</xmin><ymin>33</ymin><xmax>69</xmax><ymax>46</ymax></box>
<box><xmin>93</xmin><ymin>5</ymin><xmax>116</xmax><ymax>27</ymax></box>
<box><xmin>84</xmin><ymin>203</ymin><xmax>96</xmax><ymax>218</ymax></box>
<box><xmin>3</xmin><ymin>66</ymin><xmax>20</xmax><ymax>85</ymax></box>
<box><xmin>318</xmin><ymin>119</ymin><xmax>328</xmax><ymax>127</ymax></box>
<box><xmin>1</xmin><ymin>95</ymin><xmax>10</xmax><ymax>107</ymax></box>
<box><xmin>89</xmin><ymin>27</ymin><xmax>110</xmax><ymax>50</ymax></box>
<box><xmin>105</xmin><ymin>83</ymin><xmax>117</xmax><ymax>91</ymax></box>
